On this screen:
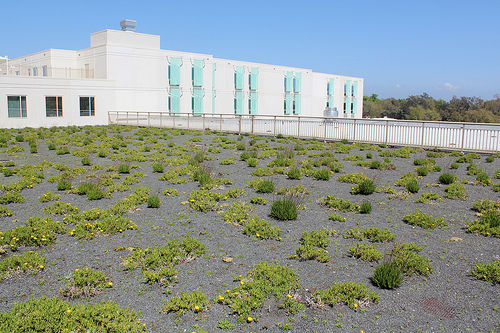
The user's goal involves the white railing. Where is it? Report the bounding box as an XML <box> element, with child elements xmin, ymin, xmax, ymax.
<box><xmin>0</xmin><ymin>64</ymin><xmax>94</xmax><ymax>79</ymax></box>
<box><xmin>108</xmin><ymin>111</ymin><xmax>500</xmax><ymax>153</ymax></box>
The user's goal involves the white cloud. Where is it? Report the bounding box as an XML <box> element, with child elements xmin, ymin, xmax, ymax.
<box><xmin>395</xmin><ymin>84</ymin><xmax>402</xmax><ymax>88</ymax></box>
<box><xmin>437</xmin><ymin>83</ymin><xmax>460</xmax><ymax>91</ymax></box>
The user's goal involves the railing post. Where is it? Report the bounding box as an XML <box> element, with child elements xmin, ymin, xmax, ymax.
<box><xmin>420</xmin><ymin>122</ymin><xmax>425</xmax><ymax>148</ymax></box>
<box><xmin>385</xmin><ymin>120</ymin><xmax>389</xmax><ymax>145</ymax></box>
<box><xmin>187</xmin><ymin>113</ymin><xmax>190</xmax><ymax>130</ymax></box>
<box><xmin>297</xmin><ymin>117</ymin><xmax>301</xmax><ymax>139</ymax></box>
<box><xmin>148</xmin><ymin>112</ymin><xmax>151</xmax><ymax>127</ymax></box>
<box><xmin>251</xmin><ymin>115</ymin><xmax>255</xmax><ymax>134</ymax></box>
<box><xmin>461</xmin><ymin>124</ymin><xmax>466</xmax><ymax>153</ymax></box>
<box><xmin>202</xmin><ymin>114</ymin><xmax>205</xmax><ymax>130</ymax></box>
<box><xmin>220</xmin><ymin>114</ymin><xmax>222</xmax><ymax>132</ymax></box>
<box><xmin>160</xmin><ymin>112</ymin><xmax>162</xmax><ymax>128</ymax></box>
<box><xmin>173</xmin><ymin>113</ymin><xmax>176</xmax><ymax>128</ymax></box>
<box><xmin>323</xmin><ymin>118</ymin><xmax>327</xmax><ymax>142</ymax></box>
<box><xmin>137</xmin><ymin>112</ymin><xmax>139</xmax><ymax>126</ymax></box>
<box><xmin>274</xmin><ymin>116</ymin><xmax>276</xmax><ymax>137</ymax></box>
<box><xmin>239</xmin><ymin>115</ymin><xmax>242</xmax><ymax>134</ymax></box>
<box><xmin>352</xmin><ymin>119</ymin><xmax>356</xmax><ymax>142</ymax></box>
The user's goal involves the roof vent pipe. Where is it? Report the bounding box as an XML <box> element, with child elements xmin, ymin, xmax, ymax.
<box><xmin>120</xmin><ymin>19</ymin><xmax>136</xmax><ymax>32</ymax></box>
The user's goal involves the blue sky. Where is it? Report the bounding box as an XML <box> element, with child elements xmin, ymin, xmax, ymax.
<box><xmin>3</xmin><ymin>0</ymin><xmax>499</xmax><ymax>101</ymax></box>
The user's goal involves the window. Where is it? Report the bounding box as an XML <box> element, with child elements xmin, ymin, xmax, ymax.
<box><xmin>33</xmin><ymin>67</ymin><xmax>38</xmax><ymax>76</ymax></box>
<box><xmin>27</xmin><ymin>68</ymin><xmax>31</xmax><ymax>76</ymax></box>
<box><xmin>7</xmin><ymin>96</ymin><xmax>27</xmax><ymax>118</ymax></box>
<box><xmin>46</xmin><ymin>96</ymin><xmax>63</xmax><ymax>117</ymax></box>
<box><xmin>42</xmin><ymin>66</ymin><xmax>48</xmax><ymax>77</ymax></box>
<box><xmin>79</xmin><ymin>97</ymin><xmax>95</xmax><ymax>116</ymax></box>
<box><xmin>169</xmin><ymin>57</ymin><xmax>181</xmax><ymax>86</ymax></box>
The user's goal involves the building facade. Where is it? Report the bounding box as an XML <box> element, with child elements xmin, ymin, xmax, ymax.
<box><xmin>0</xmin><ymin>22</ymin><xmax>363</xmax><ymax>129</ymax></box>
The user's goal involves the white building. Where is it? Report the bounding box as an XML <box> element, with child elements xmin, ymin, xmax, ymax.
<box><xmin>0</xmin><ymin>20</ymin><xmax>363</xmax><ymax>129</ymax></box>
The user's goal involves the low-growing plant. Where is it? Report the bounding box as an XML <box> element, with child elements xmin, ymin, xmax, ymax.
<box><xmin>329</xmin><ymin>213</ymin><xmax>346</xmax><ymax>222</ymax></box>
<box><xmin>163</xmin><ymin>188</ymin><xmax>179</xmax><ymax>196</ymax></box>
<box><xmin>371</xmin><ymin>261</ymin><xmax>403</xmax><ymax>289</ymax></box>
<box><xmin>314</xmin><ymin>281</ymin><xmax>380</xmax><ymax>310</ymax></box>
<box><xmin>220</xmin><ymin>157</ymin><xmax>237</xmax><ymax>165</ymax></box>
<box><xmin>337</xmin><ymin>173</ymin><xmax>369</xmax><ymax>184</ymax></box>
<box><xmin>476</xmin><ymin>172</ymin><xmax>492</xmax><ymax>186</ymax></box>
<box><xmin>217</xmin><ymin>319</ymin><xmax>236</xmax><ymax>330</ymax></box>
<box><xmin>270</xmin><ymin>198</ymin><xmax>298</xmax><ymax>221</ymax></box>
<box><xmin>344</xmin><ymin>227</ymin><xmax>395</xmax><ymax>243</ymax></box>
<box><xmin>117</xmin><ymin>164</ymin><xmax>130</xmax><ymax>174</ymax></box>
<box><xmin>291</xmin><ymin>229</ymin><xmax>332</xmax><ymax>263</ymax></box>
<box><xmin>320</xmin><ymin>195</ymin><xmax>360</xmax><ymax>213</ymax></box>
<box><xmin>247</xmin><ymin>158</ymin><xmax>258</xmax><ymax>167</ymax></box>
<box><xmin>0</xmin><ymin>216</ymin><xmax>67</xmax><ymax>249</ymax></box>
<box><xmin>450</xmin><ymin>163</ymin><xmax>459</xmax><ymax>169</ymax></box>
<box><xmin>356</xmin><ymin>179</ymin><xmax>376</xmax><ymax>195</ymax></box>
<box><xmin>444</xmin><ymin>183</ymin><xmax>469</xmax><ymax>200</ymax></box>
<box><xmin>387</xmin><ymin>242</ymin><xmax>433</xmax><ymax>276</ymax></box>
<box><xmin>220</xmin><ymin>201</ymin><xmax>253</xmax><ymax>225</ymax></box>
<box><xmin>81</xmin><ymin>157</ymin><xmax>91</xmax><ymax>166</ymax></box>
<box><xmin>403</xmin><ymin>210</ymin><xmax>448</xmax><ymax>229</ymax></box>
<box><xmin>0</xmin><ymin>251</ymin><xmax>46</xmax><ymax>281</ymax></box>
<box><xmin>62</xmin><ymin>267</ymin><xmax>112</xmax><ymax>298</ymax></box>
<box><xmin>242</xmin><ymin>215</ymin><xmax>281</xmax><ymax>240</ymax></box>
<box><xmin>44</xmin><ymin>201</ymin><xmax>80</xmax><ymax>215</ymax></box>
<box><xmin>466</xmin><ymin>209</ymin><xmax>500</xmax><ymax>237</ymax></box>
<box><xmin>416</xmin><ymin>166</ymin><xmax>428</xmax><ymax>176</ymax></box>
<box><xmin>152</xmin><ymin>163</ymin><xmax>164</xmax><ymax>173</ymax></box>
<box><xmin>415</xmin><ymin>191</ymin><xmax>442</xmax><ymax>203</ymax></box>
<box><xmin>160</xmin><ymin>290</ymin><xmax>209</xmax><ymax>316</ymax></box>
<box><xmin>250</xmin><ymin>196</ymin><xmax>267</xmax><ymax>205</ymax></box>
<box><xmin>470</xmin><ymin>259</ymin><xmax>500</xmax><ymax>283</ymax></box>
<box><xmin>396</xmin><ymin>172</ymin><xmax>419</xmax><ymax>187</ymax></box>
<box><xmin>0</xmin><ymin>296</ymin><xmax>146</xmax><ymax>332</ymax></box>
<box><xmin>57</xmin><ymin>180</ymin><xmax>72</xmax><ymax>191</ymax></box>
<box><xmin>348</xmin><ymin>242</ymin><xmax>383</xmax><ymax>262</ymax></box>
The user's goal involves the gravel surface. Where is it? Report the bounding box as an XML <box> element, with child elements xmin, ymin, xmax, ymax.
<box><xmin>0</xmin><ymin>128</ymin><xmax>499</xmax><ymax>333</ymax></box>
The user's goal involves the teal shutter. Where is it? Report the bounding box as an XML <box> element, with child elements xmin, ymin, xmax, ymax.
<box><xmin>345</xmin><ymin>97</ymin><xmax>351</xmax><ymax>113</ymax></box>
<box><xmin>345</xmin><ymin>80</ymin><xmax>351</xmax><ymax>96</ymax></box>
<box><xmin>193</xmin><ymin>88</ymin><xmax>203</xmax><ymax>115</ymax></box>
<box><xmin>250</xmin><ymin>68</ymin><xmax>258</xmax><ymax>90</ymax></box>
<box><xmin>294</xmin><ymin>72</ymin><xmax>302</xmax><ymax>93</ymax></box>
<box><xmin>285</xmin><ymin>71</ymin><xmax>293</xmax><ymax>92</ymax></box>
<box><xmin>294</xmin><ymin>94</ymin><xmax>301</xmax><ymax>115</ymax></box>
<box><xmin>235</xmin><ymin>66</ymin><xmax>244</xmax><ymax>90</ymax></box>
<box><xmin>285</xmin><ymin>93</ymin><xmax>292</xmax><ymax>114</ymax></box>
<box><xmin>170</xmin><ymin>57</ymin><xmax>181</xmax><ymax>86</ymax></box>
<box><xmin>212</xmin><ymin>91</ymin><xmax>215</xmax><ymax>114</ymax></box>
<box><xmin>250</xmin><ymin>92</ymin><xmax>258</xmax><ymax>114</ymax></box>
<box><xmin>328</xmin><ymin>78</ymin><xmax>334</xmax><ymax>95</ymax></box>
<box><xmin>352</xmin><ymin>81</ymin><xmax>358</xmax><ymax>97</ymax></box>
<box><xmin>193</xmin><ymin>59</ymin><xmax>204</xmax><ymax>87</ymax></box>
<box><xmin>235</xmin><ymin>91</ymin><xmax>244</xmax><ymax>114</ymax></box>
<box><xmin>170</xmin><ymin>87</ymin><xmax>181</xmax><ymax>114</ymax></box>
<box><xmin>352</xmin><ymin>97</ymin><xmax>357</xmax><ymax>114</ymax></box>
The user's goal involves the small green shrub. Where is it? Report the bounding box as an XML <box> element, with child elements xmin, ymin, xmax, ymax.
<box><xmin>57</xmin><ymin>180</ymin><xmax>71</xmax><ymax>191</ymax></box>
<box><xmin>372</xmin><ymin>261</ymin><xmax>403</xmax><ymax>289</ymax></box>
<box><xmin>344</xmin><ymin>227</ymin><xmax>395</xmax><ymax>243</ymax></box>
<box><xmin>287</xmin><ymin>168</ymin><xmax>302</xmax><ymax>180</ymax></box>
<box><xmin>152</xmin><ymin>163</ymin><xmax>164</xmax><ymax>173</ymax></box>
<box><xmin>406</xmin><ymin>181</ymin><xmax>420</xmax><ymax>193</ymax></box>
<box><xmin>476</xmin><ymin>172</ymin><xmax>492</xmax><ymax>186</ymax></box>
<box><xmin>416</xmin><ymin>166</ymin><xmax>428</xmax><ymax>176</ymax></box>
<box><xmin>388</xmin><ymin>242</ymin><xmax>433</xmax><ymax>276</ymax></box>
<box><xmin>438</xmin><ymin>173</ymin><xmax>455</xmax><ymax>184</ymax></box>
<box><xmin>320</xmin><ymin>195</ymin><xmax>360</xmax><ymax>213</ymax></box>
<box><xmin>359</xmin><ymin>201</ymin><xmax>372</xmax><ymax>214</ymax></box>
<box><xmin>86</xmin><ymin>188</ymin><xmax>105</xmax><ymax>201</ymax></box>
<box><xmin>270</xmin><ymin>199</ymin><xmax>298</xmax><ymax>221</ymax></box>
<box><xmin>450</xmin><ymin>163</ymin><xmax>459</xmax><ymax>169</ymax></box>
<box><xmin>3</xmin><ymin>169</ymin><xmax>14</xmax><ymax>177</ymax></box>
<box><xmin>466</xmin><ymin>209</ymin><xmax>500</xmax><ymax>237</ymax></box>
<box><xmin>257</xmin><ymin>179</ymin><xmax>275</xmax><ymax>193</ymax></box>
<box><xmin>160</xmin><ymin>290</ymin><xmax>209</xmax><ymax>316</ymax></box>
<box><xmin>0</xmin><ymin>251</ymin><xmax>46</xmax><ymax>281</ymax></box>
<box><xmin>62</xmin><ymin>267</ymin><xmax>112</xmax><ymax>298</ymax></box>
<box><xmin>370</xmin><ymin>160</ymin><xmax>382</xmax><ymax>169</ymax></box>
<box><xmin>314</xmin><ymin>281</ymin><xmax>380</xmax><ymax>310</ymax></box>
<box><xmin>329</xmin><ymin>213</ymin><xmax>346</xmax><ymax>222</ymax></box>
<box><xmin>147</xmin><ymin>195</ymin><xmax>161</xmax><ymax>208</ymax></box>
<box><xmin>247</xmin><ymin>158</ymin><xmax>258</xmax><ymax>167</ymax></box>
<box><xmin>242</xmin><ymin>215</ymin><xmax>281</xmax><ymax>240</ymax></box>
<box><xmin>415</xmin><ymin>192</ymin><xmax>442</xmax><ymax>203</ymax></box>
<box><xmin>313</xmin><ymin>168</ymin><xmax>330</xmax><ymax>181</ymax></box>
<box><xmin>117</xmin><ymin>164</ymin><xmax>130</xmax><ymax>174</ymax></box>
<box><xmin>81</xmin><ymin>157</ymin><xmax>91</xmax><ymax>166</ymax></box>
<box><xmin>358</xmin><ymin>179</ymin><xmax>376</xmax><ymax>195</ymax></box>
<box><xmin>486</xmin><ymin>156</ymin><xmax>495</xmax><ymax>163</ymax></box>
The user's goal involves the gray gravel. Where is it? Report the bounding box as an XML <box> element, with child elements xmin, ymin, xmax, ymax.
<box><xmin>0</xmin><ymin>129</ymin><xmax>499</xmax><ymax>333</ymax></box>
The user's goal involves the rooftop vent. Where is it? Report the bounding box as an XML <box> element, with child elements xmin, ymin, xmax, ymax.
<box><xmin>120</xmin><ymin>19</ymin><xmax>136</xmax><ymax>32</ymax></box>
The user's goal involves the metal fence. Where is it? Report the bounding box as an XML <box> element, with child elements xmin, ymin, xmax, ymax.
<box><xmin>108</xmin><ymin>111</ymin><xmax>500</xmax><ymax>153</ymax></box>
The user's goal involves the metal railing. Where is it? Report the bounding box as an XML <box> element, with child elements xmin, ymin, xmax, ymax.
<box><xmin>108</xmin><ymin>111</ymin><xmax>500</xmax><ymax>153</ymax></box>
<box><xmin>0</xmin><ymin>64</ymin><xmax>94</xmax><ymax>79</ymax></box>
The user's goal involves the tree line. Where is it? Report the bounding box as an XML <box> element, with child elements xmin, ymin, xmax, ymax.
<box><xmin>363</xmin><ymin>93</ymin><xmax>500</xmax><ymax>123</ymax></box>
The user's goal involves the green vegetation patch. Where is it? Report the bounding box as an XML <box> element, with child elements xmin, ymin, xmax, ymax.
<box><xmin>314</xmin><ymin>281</ymin><xmax>380</xmax><ymax>310</ymax></box>
<box><xmin>62</xmin><ymin>267</ymin><xmax>113</xmax><ymax>298</ymax></box>
<box><xmin>402</xmin><ymin>210</ymin><xmax>448</xmax><ymax>229</ymax></box>
<box><xmin>470</xmin><ymin>259</ymin><xmax>500</xmax><ymax>283</ymax></box>
<box><xmin>344</xmin><ymin>227</ymin><xmax>395</xmax><ymax>243</ymax></box>
<box><xmin>0</xmin><ymin>251</ymin><xmax>46</xmax><ymax>281</ymax></box>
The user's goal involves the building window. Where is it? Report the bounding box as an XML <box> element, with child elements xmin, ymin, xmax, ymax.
<box><xmin>42</xmin><ymin>66</ymin><xmax>48</xmax><ymax>77</ymax></box>
<box><xmin>7</xmin><ymin>96</ymin><xmax>27</xmax><ymax>118</ymax></box>
<box><xmin>27</xmin><ymin>68</ymin><xmax>31</xmax><ymax>76</ymax></box>
<box><xmin>79</xmin><ymin>97</ymin><xmax>95</xmax><ymax>116</ymax></box>
<box><xmin>46</xmin><ymin>96</ymin><xmax>63</xmax><ymax>117</ymax></box>
<box><xmin>33</xmin><ymin>67</ymin><xmax>38</xmax><ymax>76</ymax></box>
